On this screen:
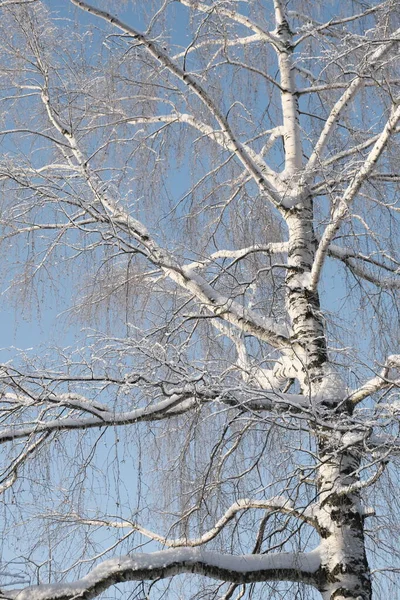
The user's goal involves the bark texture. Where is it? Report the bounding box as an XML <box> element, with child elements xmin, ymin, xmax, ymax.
<box><xmin>317</xmin><ymin>443</ymin><xmax>372</xmax><ymax>600</ymax></box>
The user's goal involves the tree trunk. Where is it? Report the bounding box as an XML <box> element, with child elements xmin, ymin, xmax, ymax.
<box><xmin>285</xmin><ymin>199</ymin><xmax>327</xmax><ymax>391</ymax></box>
<box><xmin>285</xmin><ymin>201</ymin><xmax>371</xmax><ymax>599</ymax></box>
<box><xmin>317</xmin><ymin>441</ymin><xmax>372</xmax><ymax>600</ymax></box>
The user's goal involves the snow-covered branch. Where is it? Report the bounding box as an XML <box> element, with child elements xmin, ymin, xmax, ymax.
<box><xmin>37</xmin><ymin>81</ymin><xmax>290</xmax><ymax>350</ymax></box>
<box><xmin>348</xmin><ymin>355</ymin><xmax>400</xmax><ymax>406</ymax></box>
<box><xmin>310</xmin><ymin>102</ymin><xmax>400</xmax><ymax>290</ymax></box>
<box><xmin>0</xmin><ymin>393</ymin><xmax>198</xmax><ymax>444</ymax></box>
<box><xmin>63</xmin><ymin>496</ymin><xmax>317</xmax><ymax>548</ymax></box>
<box><xmin>0</xmin><ymin>0</ymin><xmax>38</xmax><ymax>4</ymax></box>
<box><xmin>175</xmin><ymin>0</ymin><xmax>280</xmax><ymax>49</ymax></box>
<box><xmin>120</xmin><ymin>112</ymin><xmax>279</xmax><ymax>186</ymax></box>
<box><xmin>185</xmin><ymin>242</ymin><xmax>288</xmax><ymax>270</ymax></box>
<box><xmin>0</xmin><ymin>433</ymin><xmax>48</xmax><ymax>493</ymax></box>
<box><xmin>108</xmin><ymin>214</ymin><xmax>291</xmax><ymax>347</ymax></box>
<box><xmin>293</xmin><ymin>4</ymin><xmax>385</xmax><ymax>47</ymax></box>
<box><xmin>0</xmin><ymin>384</ymin><xmax>313</xmax><ymax>444</ymax></box>
<box><xmin>1</xmin><ymin>547</ymin><xmax>321</xmax><ymax>599</ymax></box>
<box><xmin>327</xmin><ymin>245</ymin><xmax>400</xmax><ymax>289</ymax></box>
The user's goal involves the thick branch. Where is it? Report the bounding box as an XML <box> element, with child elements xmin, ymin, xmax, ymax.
<box><xmin>1</xmin><ymin>547</ymin><xmax>321</xmax><ymax>599</ymax></box>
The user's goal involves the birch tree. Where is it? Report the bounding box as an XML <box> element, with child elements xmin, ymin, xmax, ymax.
<box><xmin>0</xmin><ymin>0</ymin><xmax>400</xmax><ymax>599</ymax></box>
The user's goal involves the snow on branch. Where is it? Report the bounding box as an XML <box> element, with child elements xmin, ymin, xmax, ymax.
<box><xmin>335</xmin><ymin>258</ymin><xmax>400</xmax><ymax>290</ymax></box>
<box><xmin>304</xmin><ymin>27</ymin><xmax>400</xmax><ymax>180</ymax></box>
<box><xmin>172</xmin><ymin>33</ymin><xmax>270</xmax><ymax>61</ymax></box>
<box><xmin>37</xmin><ymin>36</ymin><xmax>290</xmax><ymax>352</ymax></box>
<box><xmin>310</xmin><ymin>102</ymin><xmax>400</xmax><ymax>290</ymax></box>
<box><xmin>0</xmin><ymin>390</ymin><xmax>210</xmax><ymax>444</ymax></box>
<box><xmin>1</xmin><ymin>547</ymin><xmax>321</xmax><ymax>599</ymax></box>
<box><xmin>327</xmin><ymin>245</ymin><xmax>400</xmax><ymax>290</ymax></box>
<box><xmin>175</xmin><ymin>0</ymin><xmax>281</xmax><ymax>49</ymax></box>
<box><xmin>293</xmin><ymin>4</ymin><xmax>386</xmax><ymax>47</ymax></box>
<box><xmin>334</xmin><ymin>461</ymin><xmax>388</xmax><ymax>497</ymax></box>
<box><xmin>0</xmin><ymin>433</ymin><xmax>48</xmax><ymax>494</ymax></box>
<box><xmin>0</xmin><ymin>0</ymin><xmax>38</xmax><ymax>6</ymax></box>
<box><xmin>184</xmin><ymin>242</ymin><xmax>289</xmax><ymax>270</ymax></box>
<box><xmin>348</xmin><ymin>355</ymin><xmax>400</xmax><ymax>406</ymax></box>
<box><xmin>112</xmin><ymin>212</ymin><xmax>291</xmax><ymax>347</ymax></box>
<box><xmin>60</xmin><ymin>497</ymin><xmax>318</xmax><ymax>548</ymax></box>
<box><xmin>0</xmin><ymin>384</ymin><xmax>312</xmax><ymax>444</ymax></box>
<box><xmin>121</xmin><ymin>112</ymin><xmax>280</xmax><ymax>186</ymax></box>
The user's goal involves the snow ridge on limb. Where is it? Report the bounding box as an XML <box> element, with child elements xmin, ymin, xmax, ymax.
<box><xmin>0</xmin><ymin>393</ymin><xmax>202</xmax><ymax>444</ymax></box>
<box><xmin>121</xmin><ymin>113</ymin><xmax>281</xmax><ymax>184</ymax></box>
<box><xmin>184</xmin><ymin>242</ymin><xmax>289</xmax><ymax>270</ymax></box>
<box><xmin>327</xmin><ymin>244</ymin><xmax>400</xmax><ymax>290</ymax></box>
<box><xmin>0</xmin><ymin>433</ymin><xmax>48</xmax><ymax>494</ymax></box>
<box><xmin>348</xmin><ymin>355</ymin><xmax>400</xmax><ymax>407</ymax></box>
<box><xmin>98</xmin><ymin>204</ymin><xmax>291</xmax><ymax>347</ymax></box>
<box><xmin>1</xmin><ymin>547</ymin><xmax>322</xmax><ymax>600</ymax></box>
<box><xmin>175</xmin><ymin>0</ymin><xmax>281</xmax><ymax>49</ymax></box>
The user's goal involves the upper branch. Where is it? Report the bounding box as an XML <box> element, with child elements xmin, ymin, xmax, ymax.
<box><xmin>274</xmin><ymin>0</ymin><xmax>302</xmax><ymax>175</ymax></box>
<box><xmin>310</xmin><ymin>102</ymin><xmax>400</xmax><ymax>290</ymax></box>
<box><xmin>293</xmin><ymin>4</ymin><xmax>387</xmax><ymax>47</ymax></box>
<box><xmin>70</xmin><ymin>0</ymin><xmax>282</xmax><ymax>208</ymax></box>
<box><xmin>303</xmin><ymin>26</ymin><xmax>400</xmax><ymax>180</ymax></box>
<box><xmin>37</xmin><ymin>81</ymin><xmax>290</xmax><ymax>349</ymax></box>
<box><xmin>327</xmin><ymin>245</ymin><xmax>400</xmax><ymax>290</ymax></box>
<box><xmin>175</xmin><ymin>0</ymin><xmax>280</xmax><ymax>49</ymax></box>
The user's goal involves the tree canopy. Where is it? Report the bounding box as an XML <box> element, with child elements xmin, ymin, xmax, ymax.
<box><xmin>0</xmin><ymin>1</ymin><xmax>400</xmax><ymax>599</ymax></box>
